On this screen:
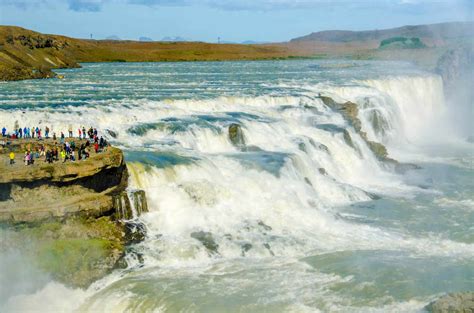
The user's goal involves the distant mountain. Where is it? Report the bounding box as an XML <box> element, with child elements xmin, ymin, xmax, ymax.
<box><xmin>105</xmin><ymin>35</ymin><xmax>121</xmax><ymax>41</ymax></box>
<box><xmin>161</xmin><ymin>36</ymin><xmax>187</xmax><ymax>42</ymax></box>
<box><xmin>241</xmin><ymin>40</ymin><xmax>268</xmax><ymax>45</ymax></box>
<box><xmin>219</xmin><ymin>40</ymin><xmax>268</xmax><ymax>44</ymax></box>
<box><xmin>291</xmin><ymin>22</ymin><xmax>474</xmax><ymax>43</ymax></box>
<box><xmin>139</xmin><ymin>37</ymin><xmax>153</xmax><ymax>42</ymax></box>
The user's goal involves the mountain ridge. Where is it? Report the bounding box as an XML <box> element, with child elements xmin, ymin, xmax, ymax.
<box><xmin>291</xmin><ymin>21</ymin><xmax>474</xmax><ymax>43</ymax></box>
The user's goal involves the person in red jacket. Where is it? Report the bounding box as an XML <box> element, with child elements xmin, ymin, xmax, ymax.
<box><xmin>94</xmin><ymin>142</ymin><xmax>99</xmax><ymax>153</ymax></box>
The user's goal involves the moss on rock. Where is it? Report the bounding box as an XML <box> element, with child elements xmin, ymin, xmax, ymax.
<box><xmin>6</xmin><ymin>216</ymin><xmax>126</xmax><ymax>288</ymax></box>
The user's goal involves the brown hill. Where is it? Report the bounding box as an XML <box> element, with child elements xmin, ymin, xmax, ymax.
<box><xmin>291</xmin><ymin>22</ymin><xmax>474</xmax><ymax>45</ymax></box>
<box><xmin>0</xmin><ymin>26</ymin><xmax>300</xmax><ymax>81</ymax></box>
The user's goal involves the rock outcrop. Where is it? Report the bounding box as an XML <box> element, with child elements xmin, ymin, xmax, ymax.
<box><xmin>319</xmin><ymin>96</ymin><xmax>390</xmax><ymax>161</ymax></box>
<box><xmin>0</xmin><ymin>139</ymin><xmax>147</xmax><ymax>288</ymax></box>
<box><xmin>0</xmin><ymin>26</ymin><xmax>80</xmax><ymax>81</ymax></box>
<box><xmin>426</xmin><ymin>292</ymin><xmax>474</xmax><ymax>313</ymax></box>
<box><xmin>228</xmin><ymin>123</ymin><xmax>246</xmax><ymax>147</ymax></box>
<box><xmin>319</xmin><ymin>95</ymin><xmax>420</xmax><ymax>172</ymax></box>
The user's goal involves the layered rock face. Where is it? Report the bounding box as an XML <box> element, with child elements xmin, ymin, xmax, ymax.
<box><xmin>0</xmin><ymin>26</ymin><xmax>80</xmax><ymax>81</ymax></box>
<box><xmin>426</xmin><ymin>292</ymin><xmax>474</xmax><ymax>313</ymax></box>
<box><xmin>0</xmin><ymin>140</ymin><xmax>147</xmax><ymax>288</ymax></box>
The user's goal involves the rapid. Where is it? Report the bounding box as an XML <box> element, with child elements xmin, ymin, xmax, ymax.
<box><xmin>0</xmin><ymin>60</ymin><xmax>472</xmax><ymax>312</ymax></box>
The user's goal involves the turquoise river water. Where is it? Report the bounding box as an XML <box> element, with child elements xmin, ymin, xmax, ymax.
<box><xmin>0</xmin><ymin>60</ymin><xmax>472</xmax><ymax>312</ymax></box>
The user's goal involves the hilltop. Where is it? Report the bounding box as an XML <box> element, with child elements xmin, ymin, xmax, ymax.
<box><xmin>291</xmin><ymin>22</ymin><xmax>473</xmax><ymax>45</ymax></box>
<box><xmin>0</xmin><ymin>26</ymin><xmax>296</xmax><ymax>81</ymax></box>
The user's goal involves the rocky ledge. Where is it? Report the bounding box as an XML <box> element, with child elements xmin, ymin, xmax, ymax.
<box><xmin>0</xmin><ymin>139</ymin><xmax>147</xmax><ymax>288</ymax></box>
<box><xmin>426</xmin><ymin>292</ymin><xmax>474</xmax><ymax>313</ymax></box>
<box><xmin>319</xmin><ymin>95</ymin><xmax>419</xmax><ymax>173</ymax></box>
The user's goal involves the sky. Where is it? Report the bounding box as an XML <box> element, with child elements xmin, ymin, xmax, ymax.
<box><xmin>0</xmin><ymin>0</ymin><xmax>472</xmax><ymax>42</ymax></box>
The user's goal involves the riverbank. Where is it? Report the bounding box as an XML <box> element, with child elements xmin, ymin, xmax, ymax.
<box><xmin>2</xmin><ymin>24</ymin><xmax>471</xmax><ymax>82</ymax></box>
<box><xmin>0</xmin><ymin>138</ymin><xmax>147</xmax><ymax>287</ymax></box>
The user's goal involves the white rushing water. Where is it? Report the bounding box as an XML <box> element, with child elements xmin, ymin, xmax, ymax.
<box><xmin>0</xmin><ymin>60</ymin><xmax>472</xmax><ymax>312</ymax></box>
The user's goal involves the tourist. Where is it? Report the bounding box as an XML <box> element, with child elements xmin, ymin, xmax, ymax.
<box><xmin>94</xmin><ymin>142</ymin><xmax>99</xmax><ymax>153</ymax></box>
<box><xmin>18</xmin><ymin>128</ymin><xmax>22</xmax><ymax>138</ymax></box>
<box><xmin>78</xmin><ymin>128</ymin><xmax>82</xmax><ymax>139</ymax></box>
<box><xmin>45</xmin><ymin>150</ymin><xmax>52</xmax><ymax>163</ymax></box>
<box><xmin>82</xmin><ymin>126</ymin><xmax>86</xmax><ymax>139</ymax></box>
<box><xmin>9</xmin><ymin>151</ymin><xmax>14</xmax><ymax>165</ymax></box>
<box><xmin>45</xmin><ymin>126</ymin><xmax>50</xmax><ymax>138</ymax></box>
<box><xmin>68</xmin><ymin>126</ymin><xmax>73</xmax><ymax>138</ymax></box>
<box><xmin>23</xmin><ymin>127</ymin><xmax>27</xmax><ymax>138</ymax></box>
<box><xmin>30</xmin><ymin>151</ymin><xmax>36</xmax><ymax>165</ymax></box>
<box><xmin>1</xmin><ymin>127</ymin><xmax>6</xmax><ymax>137</ymax></box>
<box><xmin>60</xmin><ymin>132</ymin><xmax>65</xmax><ymax>144</ymax></box>
<box><xmin>24</xmin><ymin>152</ymin><xmax>29</xmax><ymax>166</ymax></box>
<box><xmin>70</xmin><ymin>150</ymin><xmax>76</xmax><ymax>161</ymax></box>
<box><xmin>53</xmin><ymin>147</ymin><xmax>59</xmax><ymax>161</ymax></box>
<box><xmin>39</xmin><ymin>145</ymin><xmax>45</xmax><ymax>157</ymax></box>
<box><xmin>60</xmin><ymin>149</ymin><xmax>66</xmax><ymax>163</ymax></box>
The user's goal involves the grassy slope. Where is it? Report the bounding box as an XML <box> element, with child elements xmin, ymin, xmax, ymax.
<box><xmin>72</xmin><ymin>40</ymin><xmax>297</xmax><ymax>62</ymax></box>
<box><xmin>0</xmin><ymin>26</ymin><xmax>83</xmax><ymax>80</ymax></box>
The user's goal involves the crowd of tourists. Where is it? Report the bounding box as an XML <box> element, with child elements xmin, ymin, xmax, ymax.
<box><xmin>2</xmin><ymin>124</ymin><xmax>110</xmax><ymax>166</ymax></box>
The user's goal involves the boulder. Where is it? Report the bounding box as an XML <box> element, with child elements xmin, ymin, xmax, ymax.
<box><xmin>228</xmin><ymin>123</ymin><xmax>245</xmax><ymax>147</ymax></box>
<box><xmin>191</xmin><ymin>231</ymin><xmax>219</xmax><ymax>255</ymax></box>
<box><xmin>426</xmin><ymin>292</ymin><xmax>474</xmax><ymax>313</ymax></box>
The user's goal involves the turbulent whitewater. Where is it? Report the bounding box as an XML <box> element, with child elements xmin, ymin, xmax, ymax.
<box><xmin>0</xmin><ymin>60</ymin><xmax>472</xmax><ymax>312</ymax></box>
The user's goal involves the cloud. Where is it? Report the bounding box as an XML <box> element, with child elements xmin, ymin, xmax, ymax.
<box><xmin>127</xmin><ymin>0</ymin><xmax>349</xmax><ymax>11</ymax></box>
<box><xmin>0</xmin><ymin>0</ymin><xmax>106</xmax><ymax>11</ymax></box>
<box><xmin>0</xmin><ymin>0</ymin><xmax>45</xmax><ymax>9</ymax></box>
<box><xmin>126</xmin><ymin>0</ymin><xmax>463</xmax><ymax>12</ymax></box>
<box><xmin>67</xmin><ymin>0</ymin><xmax>105</xmax><ymax>11</ymax></box>
<box><xmin>2</xmin><ymin>0</ymin><xmax>472</xmax><ymax>14</ymax></box>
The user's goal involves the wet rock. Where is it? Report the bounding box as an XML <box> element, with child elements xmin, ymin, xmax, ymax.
<box><xmin>228</xmin><ymin>123</ymin><xmax>245</xmax><ymax>147</ymax></box>
<box><xmin>114</xmin><ymin>191</ymin><xmax>133</xmax><ymax>220</ymax></box>
<box><xmin>124</xmin><ymin>221</ymin><xmax>147</xmax><ymax>244</ymax></box>
<box><xmin>263</xmin><ymin>243</ymin><xmax>275</xmax><ymax>256</ymax></box>
<box><xmin>7</xmin><ymin>216</ymin><xmax>128</xmax><ymax>289</ymax></box>
<box><xmin>130</xmin><ymin>190</ymin><xmax>148</xmax><ymax>216</ymax></box>
<box><xmin>257</xmin><ymin>220</ymin><xmax>272</xmax><ymax>232</ymax></box>
<box><xmin>304</xmin><ymin>177</ymin><xmax>313</xmax><ymax>186</ymax></box>
<box><xmin>298</xmin><ymin>142</ymin><xmax>307</xmax><ymax>153</ymax></box>
<box><xmin>191</xmin><ymin>231</ymin><xmax>219</xmax><ymax>255</ymax></box>
<box><xmin>321</xmin><ymin>95</ymin><xmax>395</xmax><ymax>162</ymax></box>
<box><xmin>317</xmin><ymin>143</ymin><xmax>330</xmax><ymax>154</ymax></box>
<box><xmin>318</xmin><ymin>168</ymin><xmax>327</xmax><ymax>175</ymax></box>
<box><xmin>426</xmin><ymin>292</ymin><xmax>474</xmax><ymax>313</ymax></box>
<box><xmin>106</xmin><ymin>129</ymin><xmax>118</xmax><ymax>138</ymax></box>
<box><xmin>241</xmin><ymin>243</ymin><xmax>252</xmax><ymax>256</ymax></box>
<box><xmin>367</xmin><ymin>192</ymin><xmax>381</xmax><ymax>200</ymax></box>
<box><xmin>366</xmin><ymin>141</ymin><xmax>388</xmax><ymax>160</ymax></box>
<box><xmin>343</xmin><ymin>129</ymin><xmax>356</xmax><ymax>149</ymax></box>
